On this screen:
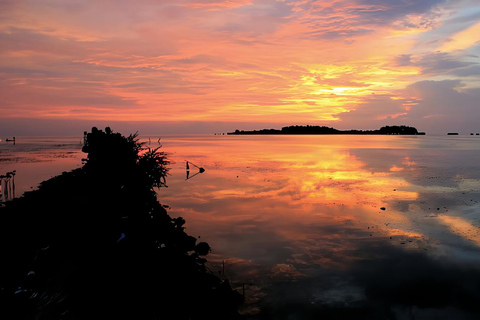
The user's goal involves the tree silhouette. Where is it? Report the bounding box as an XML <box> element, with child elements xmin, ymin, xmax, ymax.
<box><xmin>0</xmin><ymin>128</ymin><xmax>243</xmax><ymax>320</ymax></box>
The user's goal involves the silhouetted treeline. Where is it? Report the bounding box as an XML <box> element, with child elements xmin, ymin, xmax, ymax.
<box><xmin>229</xmin><ymin>125</ymin><xmax>423</xmax><ymax>135</ymax></box>
<box><xmin>0</xmin><ymin>127</ymin><xmax>243</xmax><ymax>320</ymax></box>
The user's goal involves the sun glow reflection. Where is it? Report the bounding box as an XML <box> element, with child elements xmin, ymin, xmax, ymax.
<box><xmin>161</xmin><ymin>136</ymin><xmax>426</xmax><ymax>263</ymax></box>
<box><xmin>142</xmin><ymin>134</ymin><xmax>480</xmax><ymax>314</ymax></box>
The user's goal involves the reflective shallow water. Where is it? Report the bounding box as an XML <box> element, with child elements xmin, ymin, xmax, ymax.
<box><xmin>158</xmin><ymin>134</ymin><xmax>480</xmax><ymax>318</ymax></box>
<box><xmin>2</xmin><ymin>134</ymin><xmax>480</xmax><ymax>318</ymax></box>
<box><xmin>0</xmin><ymin>137</ymin><xmax>84</xmax><ymax>200</ymax></box>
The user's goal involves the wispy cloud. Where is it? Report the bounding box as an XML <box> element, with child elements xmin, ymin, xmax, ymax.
<box><xmin>0</xmin><ymin>0</ymin><xmax>478</xmax><ymax>133</ymax></box>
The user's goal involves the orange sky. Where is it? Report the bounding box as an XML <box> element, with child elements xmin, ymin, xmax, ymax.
<box><xmin>1</xmin><ymin>0</ymin><xmax>479</xmax><ymax>134</ymax></box>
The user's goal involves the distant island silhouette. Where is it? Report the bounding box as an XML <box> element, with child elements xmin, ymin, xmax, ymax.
<box><xmin>228</xmin><ymin>125</ymin><xmax>425</xmax><ymax>135</ymax></box>
<box><xmin>0</xmin><ymin>127</ymin><xmax>243</xmax><ymax>320</ymax></box>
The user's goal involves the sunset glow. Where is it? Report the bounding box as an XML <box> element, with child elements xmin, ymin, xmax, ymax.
<box><xmin>156</xmin><ymin>134</ymin><xmax>480</xmax><ymax>297</ymax></box>
<box><xmin>1</xmin><ymin>1</ymin><xmax>479</xmax><ymax>134</ymax></box>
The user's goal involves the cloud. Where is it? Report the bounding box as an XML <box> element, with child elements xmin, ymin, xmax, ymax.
<box><xmin>441</xmin><ymin>21</ymin><xmax>480</xmax><ymax>52</ymax></box>
<box><xmin>334</xmin><ymin>94</ymin><xmax>410</xmax><ymax>130</ymax></box>
<box><xmin>0</xmin><ymin>0</ymin><xmax>478</xmax><ymax>130</ymax></box>
<box><xmin>394</xmin><ymin>52</ymin><xmax>478</xmax><ymax>75</ymax></box>
<box><xmin>253</xmin><ymin>228</ymin><xmax>480</xmax><ymax>318</ymax></box>
<box><xmin>453</xmin><ymin>65</ymin><xmax>480</xmax><ymax>77</ymax></box>
<box><xmin>314</xmin><ymin>0</ymin><xmax>445</xmax><ymax>28</ymax></box>
<box><xmin>184</xmin><ymin>0</ymin><xmax>252</xmax><ymax>10</ymax></box>
<box><xmin>353</xmin><ymin>0</ymin><xmax>446</xmax><ymax>19</ymax></box>
<box><xmin>336</xmin><ymin>79</ymin><xmax>480</xmax><ymax>134</ymax></box>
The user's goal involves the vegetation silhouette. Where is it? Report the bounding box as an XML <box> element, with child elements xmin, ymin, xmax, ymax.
<box><xmin>0</xmin><ymin>170</ymin><xmax>16</xmax><ymax>203</ymax></box>
<box><xmin>0</xmin><ymin>127</ymin><xmax>243</xmax><ymax>320</ymax></box>
<box><xmin>229</xmin><ymin>125</ymin><xmax>423</xmax><ymax>135</ymax></box>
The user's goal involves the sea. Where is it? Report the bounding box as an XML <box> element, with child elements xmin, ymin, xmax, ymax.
<box><xmin>2</xmin><ymin>134</ymin><xmax>480</xmax><ymax>318</ymax></box>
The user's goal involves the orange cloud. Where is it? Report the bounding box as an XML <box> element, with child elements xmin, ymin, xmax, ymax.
<box><xmin>440</xmin><ymin>21</ymin><xmax>480</xmax><ymax>52</ymax></box>
<box><xmin>0</xmin><ymin>0</ymin><xmax>478</xmax><ymax>132</ymax></box>
<box><xmin>184</xmin><ymin>0</ymin><xmax>252</xmax><ymax>10</ymax></box>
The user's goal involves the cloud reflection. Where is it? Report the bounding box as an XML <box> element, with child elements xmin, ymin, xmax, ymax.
<box><xmin>158</xmin><ymin>135</ymin><xmax>480</xmax><ymax>317</ymax></box>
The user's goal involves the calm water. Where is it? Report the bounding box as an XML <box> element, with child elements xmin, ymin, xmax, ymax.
<box><xmin>2</xmin><ymin>135</ymin><xmax>480</xmax><ymax>318</ymax></box>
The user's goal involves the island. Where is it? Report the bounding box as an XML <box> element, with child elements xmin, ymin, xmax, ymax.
<box><xmin>228</xmin><ymin>125</ymin><xmax>425</xmax><ymax>135</ymax></box>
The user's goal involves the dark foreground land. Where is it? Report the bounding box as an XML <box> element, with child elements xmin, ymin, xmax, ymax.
<box><xmin>229</xmin><ymin>125</ymin><xmax>425</xmax><ymax>135</ymax></box>
<box><xmin>0</xmin><ymin>128</ymin><xmax>243</xmax><ymax>320</ymax></box>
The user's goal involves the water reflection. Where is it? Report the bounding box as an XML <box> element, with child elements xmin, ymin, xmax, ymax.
<box><xmin>2</xmin><ymin>134</ymin><xmax>480</xmax><ymax>318</ymax></box>
<box><xmin>158</xmin><ymin>135</ymin><xmax>480</xmax><ymax>318</ymax></box>
<box><xmin>0</xmin><ymin>137</ymin><xmax>83</xmax><ymax>196</ymax></box>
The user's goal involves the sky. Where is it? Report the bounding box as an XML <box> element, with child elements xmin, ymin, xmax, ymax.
<box><xmin>1</xmin><ymin>0</ymin><xmax>479</xmax><ymax>135</ymax></box>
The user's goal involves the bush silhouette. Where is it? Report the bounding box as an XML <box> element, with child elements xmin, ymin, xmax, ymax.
<box><xmin>0</xmin><ymin>128</ymin><xmax>243</xmax><ymax>320</ymax></box>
